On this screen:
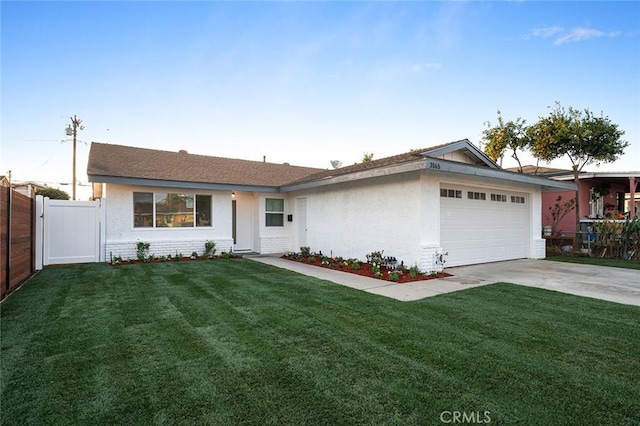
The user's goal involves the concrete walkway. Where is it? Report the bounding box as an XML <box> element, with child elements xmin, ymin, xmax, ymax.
<box><xmin>250</xmin><ymin>256</ymin><xmax>640</xmax><ymax>306</ymax></box>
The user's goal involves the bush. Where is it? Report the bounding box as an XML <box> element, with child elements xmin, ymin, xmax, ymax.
<box><xmin>36</xmin><ymin>187</ymin><xmax>70</xmax><ymax>200</ymax></box>
<box><xmin>136</xmin><ymin>241</ymin><xmax>150</xmax><ymax>261</ymax></box>
<box><xmin>204</xmin><ymin>241</ymin><xmax>217</xmax><ymax>257</ymax></box>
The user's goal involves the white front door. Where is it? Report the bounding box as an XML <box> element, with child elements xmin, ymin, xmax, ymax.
<box><xmin>232</xmin><ymin>195</ymin><xmax>253</xmax><ymax>251</ymax></box>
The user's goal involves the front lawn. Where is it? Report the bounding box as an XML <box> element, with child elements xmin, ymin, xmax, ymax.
<box><xmin>2</xmin><ymin>260</ymin><xmax>639</xmax><ymax>425</ymax></box>
<box><xmin>546</xmin><ymin>255</ymin><xmax>640</xmax><ymax>270</ymax></box>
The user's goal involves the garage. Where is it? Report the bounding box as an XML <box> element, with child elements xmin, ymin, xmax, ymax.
<box><xmin>440</xmin><ymin>184</ymin><xmax>529</xmax><ymax>267</ymax></box>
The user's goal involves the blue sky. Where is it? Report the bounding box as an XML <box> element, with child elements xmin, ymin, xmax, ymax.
<box><xmin>2</xmin><ymin>1</ymin><xmax>638</xmax><ymax>198</ymax></box>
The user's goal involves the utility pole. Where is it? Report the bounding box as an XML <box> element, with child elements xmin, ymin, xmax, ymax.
<box><xmin>65</xmin><ymin>115</ymin><xmax>84</xmax><ymax>200</ymax></box>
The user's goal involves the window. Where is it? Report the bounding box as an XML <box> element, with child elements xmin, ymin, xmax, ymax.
<box><xmin>266</xmin><ymin>198</ymin><xmax>284</xmax><ymax>227</ymax></box>
<box><xmin>511</xmin><ymin>196</ymin><xmax>525</xmax><ymax>204</ymax></box>
<box><xmin>133</xmin><ymin>192</ymin><xmax>212</xmax><ymax>228</ymax></box>
<box><xmin>491</xmin><ymin>193</ymin><xmax>507</xmax><ymax>202</ymax></box>
<box><xmin>467</xmin><ymin>191</ymin><xmax>486</xmax><ymax>200</ymax></box>
<box><xmin>196</xmin><ymin>195</ymin><xmax>211</xmax><ymax>226</ymax></box>
<box><xmin>440</xmin><ymin>188</ymin><xmax>462</xmax><ymax>198</ymax></box>
<box><xmin>134</xmin><ymin>192</ymin><xmax>153</xmax><ymax>227</ymax></box>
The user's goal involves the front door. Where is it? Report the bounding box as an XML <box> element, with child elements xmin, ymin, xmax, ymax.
<box><xmin>232</xmin><ymin>195</ymin><xmax>253</xmax><ymax>251</ymax></box>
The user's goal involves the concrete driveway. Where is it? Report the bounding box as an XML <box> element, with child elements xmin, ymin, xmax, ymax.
<box><xmin>447</xmin><ymin>259</ymin><xmax>640</xmax><ymax>307</ymax></box>
<box><xmin>252</xmin><ymin>257</ymin><xmax>640</xmax><ymax>306</ymax></box>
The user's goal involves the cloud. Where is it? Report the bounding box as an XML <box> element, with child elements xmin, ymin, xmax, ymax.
<box><xmin>529</xmin><ymin>26</ymin><xmax>623</xmax><ymax>45</ymax></box>
<box><xmin>531</xmin><ymin>26</ymin><xmax>563</xmax><ymax>39</ymax></box>
<box><xmin>411</xmin><ymin>63</ymin><xmax>442</xmax><ymax>73</ymax></box>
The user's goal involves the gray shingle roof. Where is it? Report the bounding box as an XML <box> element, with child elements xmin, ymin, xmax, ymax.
<box><xmin>87</xmin><ymin>139</ymin><xmax>477</xmax><ymax>188</ymax></box>
<box><xmin>87</xmin><ymin>143</ymin><xmax>324</xmax><ymax>187</ymax></box>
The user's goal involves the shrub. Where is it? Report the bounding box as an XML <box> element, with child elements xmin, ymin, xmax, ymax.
<box><xmin>300</xmin><ymin>246</ymin><xmax>311</xmax><ymax>258</ymax></box>
<box><xmin>409</xmin><ymin>264</ymin><xmax>420</xmax><ymax>278</ymax></box>
<box><xmin>136</xmin><ymin>241</ymin><xmax>150</xmax><ymax>261</ymax></box>
<box><xmin>204</xmin><ymin>240</ymin><xmax>217</xmax><ymax>257</ymax></box>
<box><xmin>388</xmin><ymin>271</ymin><xmax>401</xmax><ymax>282</ymax></box>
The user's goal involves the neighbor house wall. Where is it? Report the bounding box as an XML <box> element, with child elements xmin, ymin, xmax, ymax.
<box><xmin>103</xmin><ymin>183</ymin><xmax>233</xmax><ymax>260</ymax></box>
<box><xmin>542</xmin><ymin>179</ymin><xmax>627</xmax><ymax>235</ymax></box>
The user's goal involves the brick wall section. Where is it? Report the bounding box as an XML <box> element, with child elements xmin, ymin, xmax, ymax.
<box><xmin>419</xmin><ymin>244</ymin><xmax>441</xmax><ymax>274</ymax></box>
<box><xmin>106</xmin><ymin>238</ymin><xmax>234</xmax><ymax>261</ymax></box>
<box><xmin>532</xmin><ymin>238</ymin><xmax>546</xmax><ymax>259</ymax></box>
<box><xmin>259</xmin><ymin>236</ymin><xmax>289</xmax><ymax>254</ymax></box>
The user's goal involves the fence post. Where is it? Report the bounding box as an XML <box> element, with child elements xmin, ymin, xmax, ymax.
<box><xmin>99</xmin><ymin>198</ymin><xmax>106</xmax><ymax>262</ymax></box>
<box><xmin>35</xmin><ymin>195</ymin><xmax>44</xmax><ymax>270</ymax></box>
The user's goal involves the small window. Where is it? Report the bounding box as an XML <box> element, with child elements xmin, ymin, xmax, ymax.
<box><xmin>440</xmin><ymin>188</ymin><xmax>462</xmax><ymax>198</ymax></box>
<box><xmin>467</xmin><ymin>191</ymin><xmax>486</xmax><ymax>200</ymax></box>
<box><xmin>266</xmin><ymin>198</ymin><xmax>284</xmax><ymax>227</ymax></box>
<box><xmin>511</xmin><ymin>196</ymin><xmax>526</xmax><ymax>204</ymax></box>
<box><xmin>491</xmin><ymin>193</ymin><xmax>507</xmax><ymax>202</ymax></box>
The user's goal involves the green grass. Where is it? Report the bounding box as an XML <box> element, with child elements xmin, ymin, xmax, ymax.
<box><xmin>546</xmin><ymin>255</ymin><xmax>640</xmax><ymax>270</ymax></box>
<box><xmin>2</xmin><ymin>260</ymin><xmax>639</xmax><ymax>425</ymax></box>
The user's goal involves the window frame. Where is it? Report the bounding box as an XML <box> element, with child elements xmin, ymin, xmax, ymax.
<box><xmin>133</xmin><ymin>192</ymin><xmax>213</xmax><ymax>229</ymax></box>
<box><xmin>265</xmin><ymin>198</ymin><xmax>285</xmax><ymax>227</ymax></box>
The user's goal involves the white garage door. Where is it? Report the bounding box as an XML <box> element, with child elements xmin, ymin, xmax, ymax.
<box><xmin>440</xmin><ymin>185</ymin><xmax>529</xmax><ymax>267</ymax></box>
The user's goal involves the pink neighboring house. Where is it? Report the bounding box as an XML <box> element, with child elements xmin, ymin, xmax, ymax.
<box><xmin>516</xmin><ymin>166</ymin><xmax>639</xmax><ymax>236</ymax></box>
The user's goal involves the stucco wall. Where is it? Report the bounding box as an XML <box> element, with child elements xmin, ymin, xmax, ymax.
<box><xmin>254</xmin><ymin>193</ymin><xmax>292</xmax><ymax>254</ymax></box>
<box><xmin>104</xmin><ymin>183</ymin><xmax>233</xmax><ymax>259</ymax></box>
<box><xmin>289</xmin><ymin>172</ymin><xmax>426</xmax><ymax>268</ymax></box>
<box><xmin>287</xmin><ymin>170</ymin><xmax>545</xmax><ymax>270</ymax></box>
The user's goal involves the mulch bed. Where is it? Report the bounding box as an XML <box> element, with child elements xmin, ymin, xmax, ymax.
<box><xmin>282</xmin><ymin>255</ymin><xmax>451</xmax><ymax>284</ymax></box>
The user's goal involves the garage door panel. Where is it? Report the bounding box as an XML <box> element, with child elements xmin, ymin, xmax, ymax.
<box><xmin>440</xmin><ymin>185</ymin><xmax>529</xmax><ymax>267</ymax></box>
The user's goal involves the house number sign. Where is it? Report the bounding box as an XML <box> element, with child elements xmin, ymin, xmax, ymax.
<box><xmin>429</xmin><ymin>161</ymin><xmax>441</xmax><ymax>170</ymax></box>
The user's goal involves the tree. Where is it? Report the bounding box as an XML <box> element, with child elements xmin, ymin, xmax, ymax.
<box><xmin>362</xmin><ymin>152</ymin><xmax>374</xmax><ymax>163</ymax></box>
<box><xmin>546</xmin><ymin>195</ymin><xmax>576</xmax><ymax>236</ymax></box>
<box><xmin>36</xmin><ymin>187</ymin><xmax>70</xmax><ymax>200</ymax></box>
<box><xmin>482</xmin><ymin>111</ymin><xmax>531</xmax><ymax>172</ymax></box>
<box><xmin>529</xmin><ymin>102</ymin><xmax>628</xmax><ymax>247</ymax></box>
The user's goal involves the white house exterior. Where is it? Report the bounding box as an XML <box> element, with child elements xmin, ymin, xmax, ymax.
<box><xmin>87</xmin><ymin>140</ymin><xmax>575</xmax><ymax>271</ymax></box>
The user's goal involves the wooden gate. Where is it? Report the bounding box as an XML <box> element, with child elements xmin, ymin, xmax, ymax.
<box><xmin>1</xmin><ymin>187</ymin><xmax>35</xmax><ymax>299</ymax></box>
<box><xmin>37</xmin><ymin>197</ymin><xmax>105</xmax><ymax>267</ymax></box>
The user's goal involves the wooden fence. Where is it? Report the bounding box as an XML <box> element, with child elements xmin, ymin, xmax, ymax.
<box><xmin>1</xmin><ymin>186</ymin><xmax>36</xmax><ymax>300</ymax></box>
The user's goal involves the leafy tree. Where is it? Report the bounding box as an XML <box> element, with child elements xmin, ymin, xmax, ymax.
<box><xmin>36</xmin><ymin>187</ymin><xmax>70</xmax><ymax>200</ymax></box>
<box><xmin>529</xmin><ymin>102</ymin><xmax>628</xmax><ymax>247</ymax></box>
<box><xmin>482</xmin><ymin>111</ymin><xmax>531</xmax><ymax>172</ymax></box>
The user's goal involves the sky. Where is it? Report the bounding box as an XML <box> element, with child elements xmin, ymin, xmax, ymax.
<box><xmin>2</xmin><ymin>1</ymin><xmax>639</xmax><ymax>200</ymax></box>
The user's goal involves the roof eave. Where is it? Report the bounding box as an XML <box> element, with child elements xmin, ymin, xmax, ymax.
<box><xmin>425</xmin><ymin>157</ymin><xmax>577</xmax><ymax>192</ymax></box>
<box><xmin>422</xmin><ymin>139</ymin><xmax>499</xmax><ymax>169</ymax></box>
<box><xmin>281</xmin><ymin>159</ymin><xmax>427</xmax><ymax>192</ymax></box>
<box><xmin>282</xmin><ymin>156</ymin><xmax>576</xmax><ymax>192</ymax></box>
<box><xmin>88</xmin><ymin>174</ymin><xmax>281</xmax><ymax>193</ymax></box>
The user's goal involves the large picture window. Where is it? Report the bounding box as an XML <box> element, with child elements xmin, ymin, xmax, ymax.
<box><xmin>133</xmin><ymin>192</ymin><xmax>212</xmax><ymax>228</ymax></box>
<box><xmin>265</xmin><ymin>198</ymin><xmax>284</xmax><ymax>227</ymax></box>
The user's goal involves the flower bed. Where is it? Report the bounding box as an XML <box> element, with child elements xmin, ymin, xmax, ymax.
<box><xmin>282</xmin><ymin>251</ymin><xmax>451</xmax><ymax>284</ymax></box>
